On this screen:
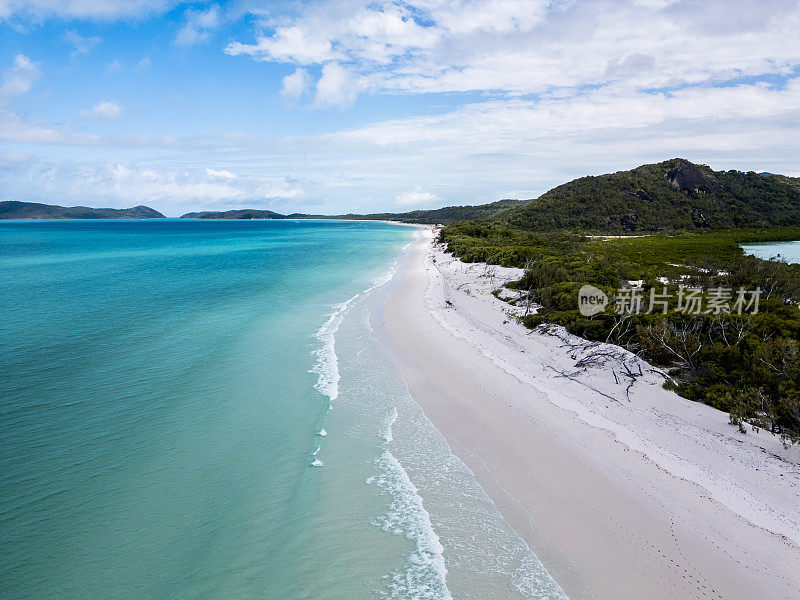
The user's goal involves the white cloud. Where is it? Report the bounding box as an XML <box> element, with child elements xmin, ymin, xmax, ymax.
<box><xmin>0</xmin><ymin>110</ymin><xmax>187</xmax><ymax>147</ymax></box>
<box><xmin>429</xmin><ymin>0</ymin><xmax>549</xmax><ymax>35</ymax></box>
<box><xmin>63</xmin><ymin>30</ymin><xmax>100</xmax><ymax>57</ymax></box>
<box><xmin>0</xmin><ymin>161</ymin><xmax>248</xmax><ymax>214</ymax></box>
<box><xmin>98</xmin><ymin>163</ymin><xmax>243</xmax><ymax>204</ymax></box>
<box><xmin>3</xmin><ymin>73</ymin><xmax>799</xmax><ymax>214</ymax></box>
<box><xmin>206</xmin><ymin>167</ymin><xmax>237</xmax><ymax>180</ymax></box>
<box><xmin>105</xmin><ymin>59</ymin><xmax>123</xmax><ymax>73</ymax></box>
<box><xmin>80</xmin><ymin>100</ymin><xmax>123</xmax><ymax>120</ymax></box>
<box><xmin>0</xmin><ymin>151</ymin><xmax>32</xmax><ymax>167</ymax></box>
<box><xmin>280</xmin><ymin>67</ymin><xmax>311</xmax><ymax>98</ymax></box>
<box><xmin>259</xmin><ymin>178</ymin><xmax>304</xmax><ymax>199</ymax></box>
<box><xmin>0</xmin><ymin>54</ymin><xmax>40</xmax><ymax>102</ymax></box>
<box><xmin>227</xmin><ymin>0</ymin><xmax>800</xmax><ymax>104</ymax></box>
<box><xmin>330</xmin><ymin>83</ymin><xmax>800</xmax><ymax>179</ymax></box>
<box><xmin>174</xmin><ymin>5</ymin><xmax>220</xmax><ymax>47</ymax></box>
<box><xmin>315</xmin><ymin>63</ymin><xmax>359</xmax><ymax>107</ymax></box>
<box><xmin>396</xmin><ymin>185</ymin><xmax>440</xmax><ymax>206</ymax></box>
<box><xmin>226</xmin><ymin>25</ymin><xmax>335</xmax><ymax>64</ymax></box>
<box><xmin>0</xmin><ymin>111</ymin><xmax>101</xmax><ymax>144</ymax></box>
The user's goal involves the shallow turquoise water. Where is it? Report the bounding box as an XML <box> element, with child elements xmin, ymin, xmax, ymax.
<box><xmin>741</xmin><ymin>240</ymin><xmax>800</xmax><ymax>264</ymax></box>
<box><xmin>1</xmin><ymin>219</ymin><xmax>565</xmax><ymax>600</ymax></box>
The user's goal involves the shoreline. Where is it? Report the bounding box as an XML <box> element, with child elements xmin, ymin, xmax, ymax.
<box><xmin>381</xmin><ymin>229</ymin><xmax>800</xmax><ymax>600</ymax></box>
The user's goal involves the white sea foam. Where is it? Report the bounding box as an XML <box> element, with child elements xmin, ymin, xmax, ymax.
<box><xmin>401</xmin><ymin>229</ymin><xmax>423</xmax><ymax>254</ymax></box>
<box><xmin>382</xmin><ymin>407</ymin><xmax>398</xmax><ymax>443</ymax></box>
<box><xmin>309</xmin><ymin>297</ymin><xmax>352</xmax><ymax>404</ymax></box>
<box><xmin>308</xmin><ymin>258</ymin><xmax>402</xmax><ymax>470</ymax></box>
<box><xmin>368</xmin><ymin>450</ymin><xmax>453</xmax><ymax>600</ymax></box>
<box><xmin>512</xmin><ymin>553</ymin><xmax>569</xmax><ymax>600</ymax></box>
<box><xmin>309</xmin><ymin>259</ymin><xmax>399</xmax><ymax>404</ymax></box>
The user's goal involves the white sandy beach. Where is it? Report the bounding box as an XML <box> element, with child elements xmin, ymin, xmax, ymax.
<box><xmin>383</xmin><ymin>229</ymin><xmax>800</xmax><ymax>600</ymax></box>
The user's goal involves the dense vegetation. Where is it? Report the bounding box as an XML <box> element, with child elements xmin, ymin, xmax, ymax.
<box><xmin>500</xmin><ymin>159</ymin><xmax>800</xmax><ymax>232</ymax></box>
<box><xmin>178</xmin><ymin>199</ymin><xmax>526</xmax><ymax>223</ymax></box>
<box><xmin>180</xmin><ymin>209</ymin><xmax>285</xmax><ymax>219</ymax></box>
<box><xmin>5</xmin><ymin>197</ymin><xmax>521</xmax><ymax>224</ymax></box>
<box><xmin>0</xmin><ymin>201</ymin><xmax>165</xmax><ymax>219</ymax></box>
<box><xmin>439</xmin><ymin>162</ymin><xmax>800</xmax><ymax>444</ymax></box>
<box><xmin>336</xmin><ymin>199</ymin><xmax>526</xmax><ymax>224</ymax></box>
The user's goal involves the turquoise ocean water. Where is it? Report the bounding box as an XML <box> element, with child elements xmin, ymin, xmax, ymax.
<box><xmin>741</xmin><ymin>240</ymin><xmax>800</xmax><ymax>264</ymax></box>
<box><xmin>1</xmin><ymin>220</ymin><xmax>564</xmax><ymax>600</ymax></box>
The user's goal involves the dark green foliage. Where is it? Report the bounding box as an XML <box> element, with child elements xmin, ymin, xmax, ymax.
<box><xmin>316</xmin><ymin>199</ymin><xmax>527</xmax><ymax>225</ymax></box>
<box><xmin>178</xmin><ymin>199</ymin><xmax>526</xmax><ymax>224</ymax></box>
<box><xmin>0</xmin><ymin>201</ymin><xmax>165</xmax><ymax>219</ymax></box>
<box><xmin>521</xmin><ymin>314</ymin><xmax>544</xmax><ymax>328</ymax></box>
<box><xmin>440</xmin><ymin>221</ymin><xmax>800</xmax><ymax>444</ymax></box>
<box><xmin>180</xmin><ymin>209</ymin><xmax>285</xmax><ymax>219</ymax></box>
<box><xmin>498</xmin><ymin>158</ymin><xmax>800</xmax><ymax>232</ymax></box>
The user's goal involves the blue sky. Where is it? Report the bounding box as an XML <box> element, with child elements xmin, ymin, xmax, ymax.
<box><xmin>1</xmin><ymin>0</ymin><xmax>799</xmax><ymax>216</ymax></box>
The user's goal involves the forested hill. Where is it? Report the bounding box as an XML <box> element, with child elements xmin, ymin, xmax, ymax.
<box><xmin>179</xmin><ymin>199</ymin><xmax>526</xmax><ymax>224</ymax></box>
<box><xmin>180</xmin><ymin>209</ymin><xmax>285</xmax><ymax>219</ymax></box>
<box><xmin>0</xmin><ymin>201</ymin><xmax>165</xmax><ymax>219</ymax></box>
<box><xmin>0</xmin><ymin>199</ymin><xmax>522</xmax><ymax>223</ymax></box>
<box><xmin>497</xmin><ymin>158</ymin><xmax>800</xmax><ymax>232</ymax></box>
<box><xmin>326</xmin><ymin>199</ymin><xmax>526</xmax><ymax>224</ymax></box>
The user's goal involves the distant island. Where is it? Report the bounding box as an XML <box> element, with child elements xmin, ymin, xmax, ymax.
<box><xmin>0</xmin><ymin>199</ymin><xmax>524</xmax><ymax>223</ymax></box>
<box><xmin>181</xmin><ymin>209</ymin><xmax>286</xmax><ymax>220</ymax></box>
<box><xmin>0</xmin><ymin>201</ymin><xmax>165</xmax><ymax>219</ymax></box>
<box><xmin>178</xmin><ymin>199</ymin><xmax>526</xmax><ymax>224</ymax></box>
